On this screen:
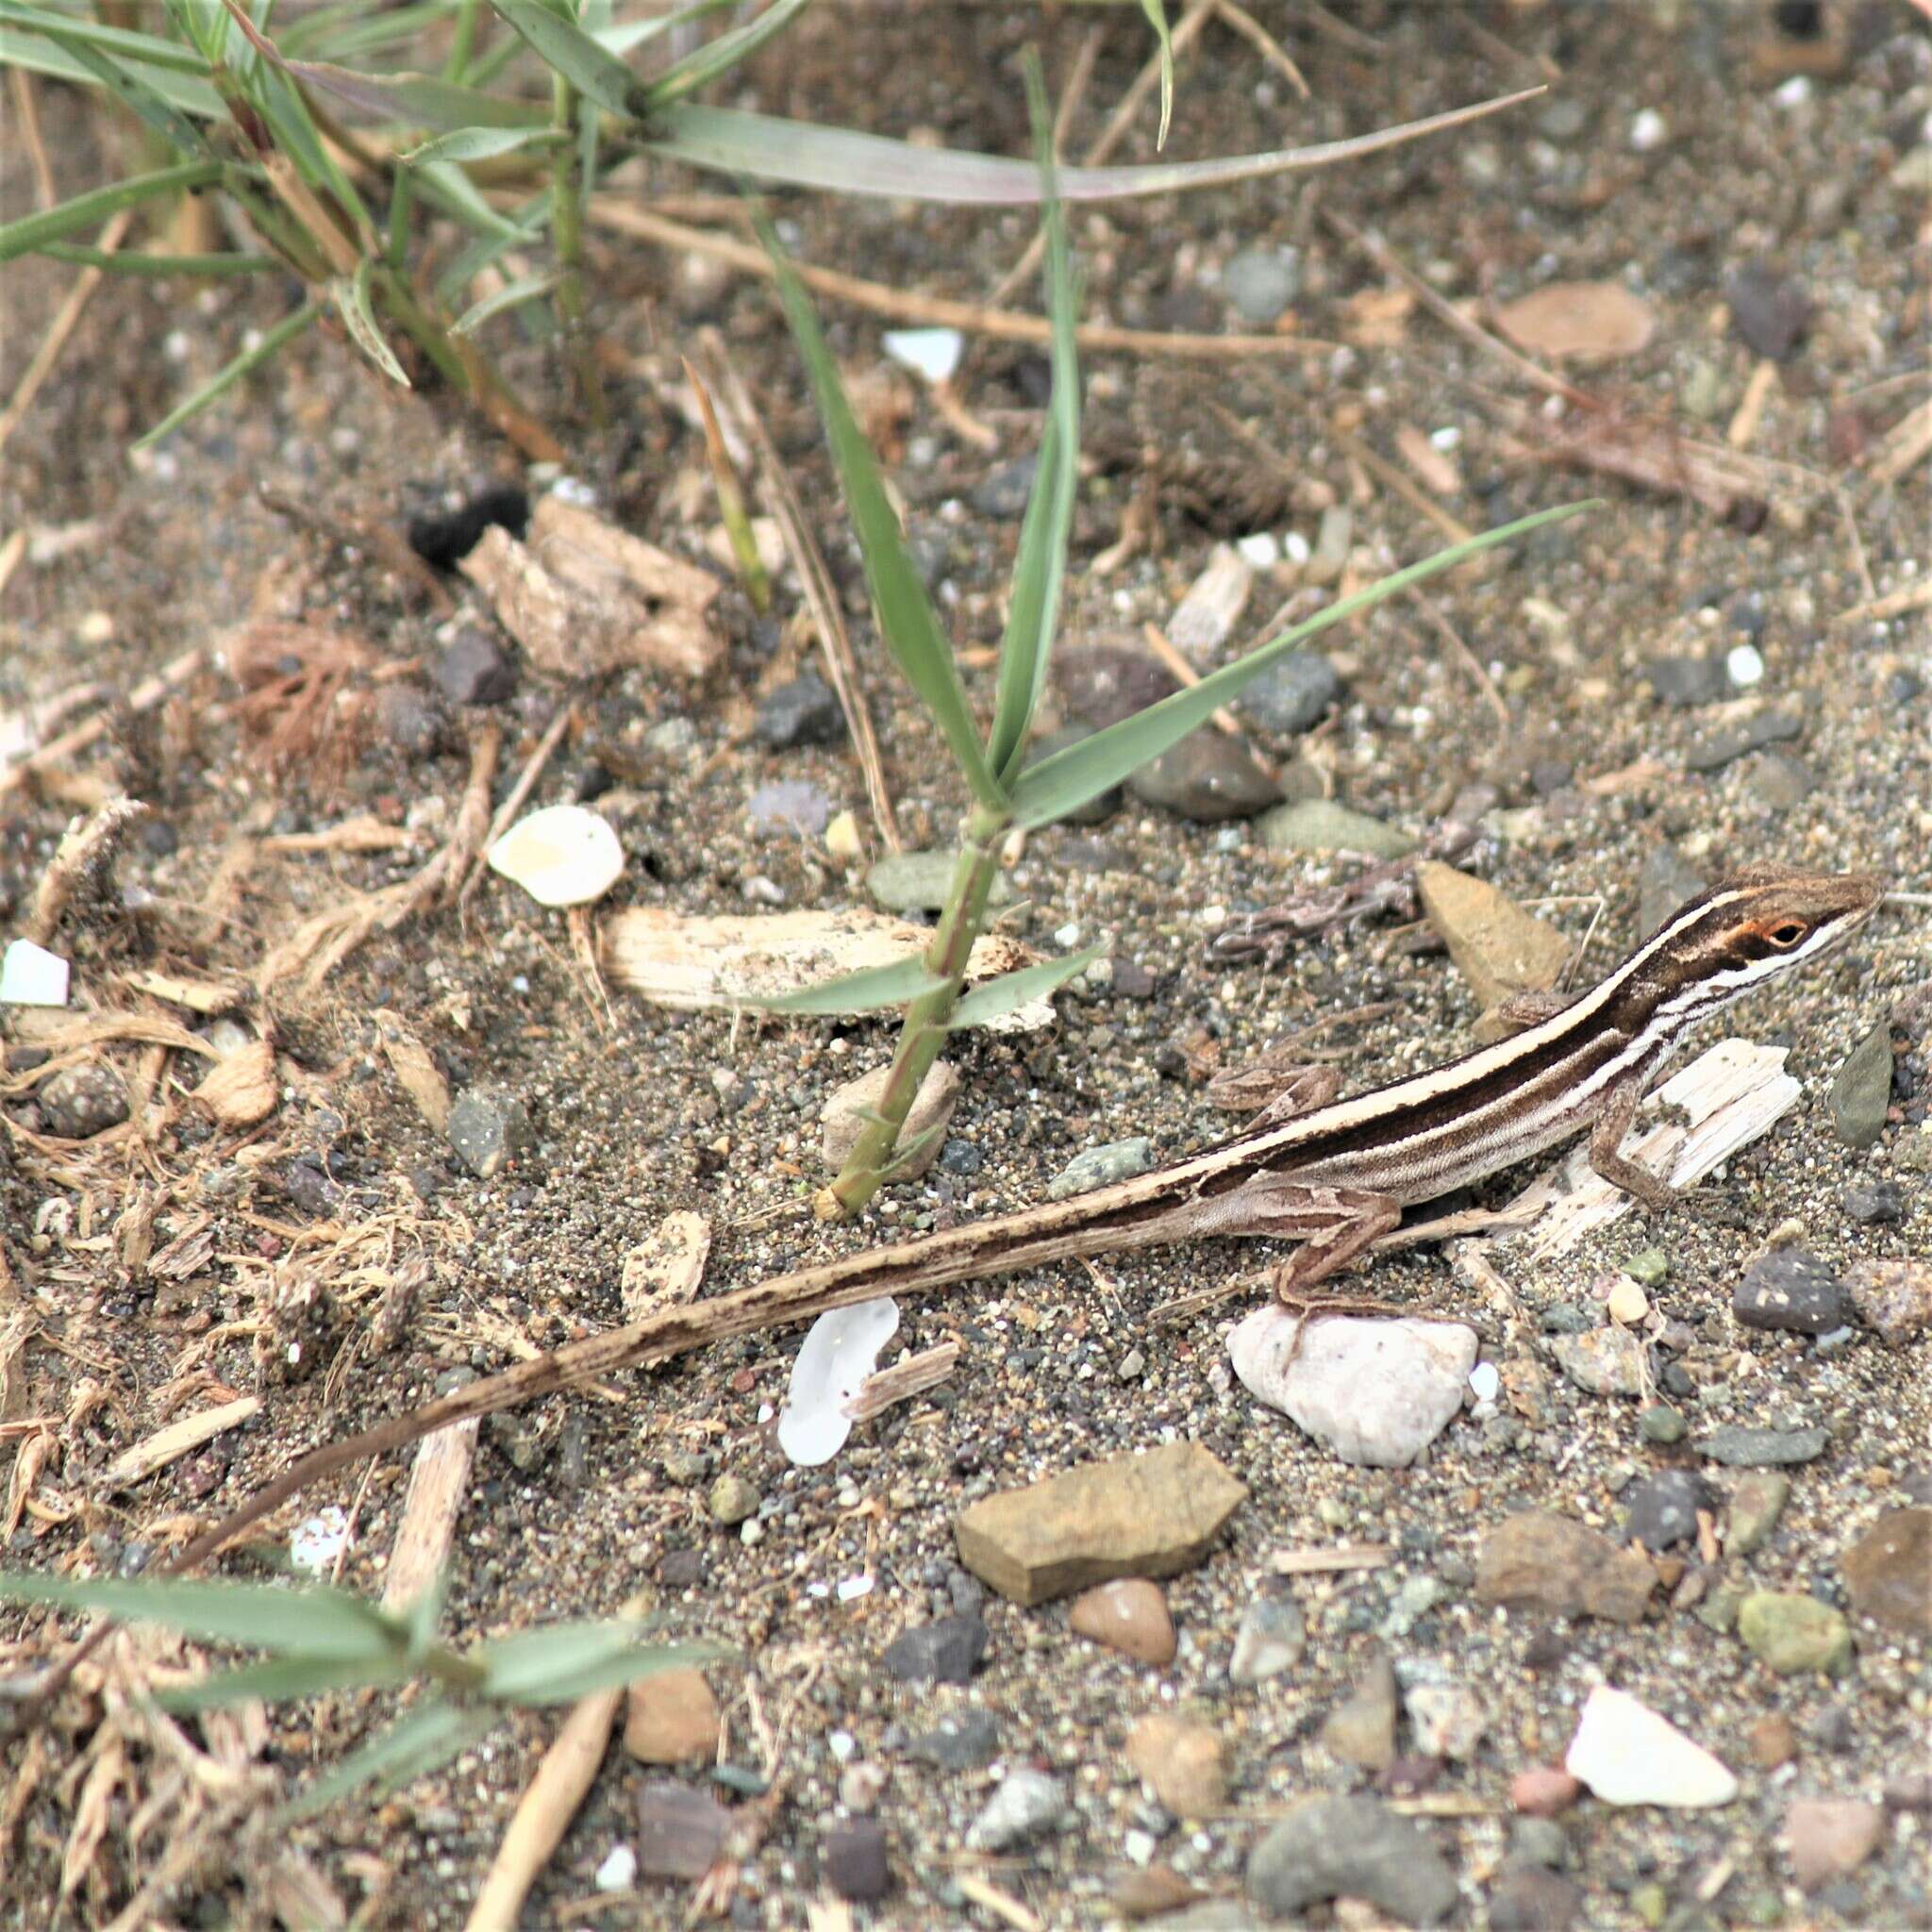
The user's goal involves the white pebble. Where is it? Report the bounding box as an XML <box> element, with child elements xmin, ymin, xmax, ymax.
<box><xmin>1054</xmin><ymin>921</ymin><xmax>1083</xmax><ymax>949</ymax></box>
<box><xmin>290</xmin><ymin>1507</ymin><xmax>350</xmax><ymax>1574</ymax></box>
<box><xmin>882</xmin><ymin>327</ymin><xmax>965</xmax><ymax>385</ymax></box>
<box><xmin>1236</xmin><ymin>532</ymin><xmax>1281</xmax><ymax>569</ymax></box>
<box><xmin>1773</xmin><ymin>75</ymin><xmax>1812</xmax><ymax>108</ymax></box>
<box><xmin>1629</xmin><ymin>108</ymin><xmax>1667</xmax><ymax>153</ymax></box>
<box><xmin>594</xmin><ymin>1846</ymin><xmax>636</xmax><ymax>1892</ymax></box>
<box><xmin>1607</xmin><ymin>1276</ymin><xmax>1650</xmax><ymax>1325</ymax></box>
<box><xmin>1725</xmin><ymin>642</ymin><xmax>1765</xmax><ymax>688</ymax></box>
<box><xmin>486</xmin><ymin>804</ymin><xmax>625</xmax><ymax>907</ymax></box>
<box><xmin>837</xmin><ymin>1573</ymin><xmax>874</xmax><ymax>1603</ymax></box>
<box><xmin>1468</xmin><ymin>1360</ymin><xmax>1501</xmax><ymax>1403</ymax></box>
<box><xmin>1565</xmin><ymin>1685</ymin><xmax>1739</xmax><ymax>1807</ymax></box>
<box><xmin>0</xmin><ymin>939</ymin><xmax>70</xmax><ymax>1008</ymax></box>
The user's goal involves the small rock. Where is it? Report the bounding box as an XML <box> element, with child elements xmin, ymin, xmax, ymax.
<box><xmin>747</xmin><ymin>780</ymin><xmax>832</xmax><ymax>838</ymax></box>
<box><xmin>1224</xmin><ymin>245</ymin><xmax>1300</xmax><ymax>325</ymax></box>
<box><xmin>1734</xmin><ymin>1248</ymin><xmax>1847</xmax><ymax>1335</ymax></box>
<box><xmin>1475</xmin><ymin>1511</ymin><xmax>1657</xmax><ymax>1624</ymax></box>
<box><xmin>1228</xmin><ymin>1308</ymin><xmax>1476</xmax><ymax>1468</ymax></box>
<box><xmin>1491</xmin><ymin>1867</ymin><xmax>1581</xmax><ymax>1931</ymax></box>
<box><xmin>1321</xmin><ymin>1654</ymin><xmax>1399</xmax><ymax>1771</ymax></box>
<box><xmin>375</xmin><ymin>682</ymin><xmax>447</xmax><ymax>755</ymax></box>
<box><xmin>39</xmin><ymin>1063</ymin><xmax>129</xmax><ymax>1140</ymax></box>
<box><xmin>1639</xmin><ymin>845</ymin><xmax>1707</xmax><ymax>935</ymax></box>
<box><xmin>1404</xmin><ymin>1678</ymin><xmax>1486</xmax><ymax>1760</ymax></box>
<box><xmin>1786</xmin><ymin>1798</ymin><xmax>1885</xmax><ymax>1892</ymax></box>
<box><xmin>1247</xmin><ymin>1794</ymin><xmax>1457</xmax><ymax>1924</ymax></box>
<box><xmin>1305</xmin><ymin>505</ymin><xmax>1353</xmax><ymax>586</ymax></box>
<box><xmin>1725</xmin><ymin>1472</ymin><xmax>1791</xmax><ymax>1555</ymax></box>
<box><xmin>1897</xmin><ymin>1128</ymin><xmax>1932</xmax><ymax>1174</ymax></box>
<box><xmin>955</xmin><ymin>1441</ymin><xmax>1246</xmax><ymax>1606</ymax></box>
<box><xmin>966</xmin><ymin>1767</ymin><xmax>1066</xmax><ymax>1850</ymax></box>
<box><xmin>973</xmin><ymin>455</ymin><xmax>1039</xmax><ymax>520</ymax></box>
<box><xmin>1702</xmin><ymin>1424</ymin><xmax>1828</xmax><ymax>1467</ymax></box>
<box><xmin>1415</xmin><ymin>862</ymin><xmax>1572</xmax><ymax>1011</ymax></box>
<box><xmin>1070</xmin><ymin>1578</ymin><xmax>1175</xmax><ymax>1665</ymax></box>
<box><xmin>1563</xmin><ymin>1685</ymin><xmax>1738</xmax><ymax>1807</ymax></box>
<box><xmin>1645</xmin><ymin>654</ymin><xmax>1730</xmax><ymax>708</ymax></box>
<box><xmin>1845</xmin><ymin>1260</ymin><xmax>1932</xmax><ymax>1345</ymax></box>
<box><xmin>1840</xmin><ymin>1507</ymin><xmax>1932</xmax><ymax>1637</ymax></box>
<box><xmin>1727</xmin><ymin>261</ymin><xmax>1813</xmax><ymax>360</ymax></box>
<box><xmin>446</xmin><ymin>1086</ymin><xmax>532</xmax><ymax>1179</ymax></box>
<box><xmin>1747</xmin><ymin>750</ymin><xmax>1818</xmax><ymax>812</ymax></box>
<box><xmin>1746</xmin><ymin>1713</ymin><xmax>1798</xmax><ymax>1769</ymax></box>
<box><xmin>1228</xmin><ymin>1591</ymin><xmax>1305</xmax><ymax>1686</ymax></box>
<box><xmin>864</xmin><ymin>848</ymin><xmax>1011</xmax><ymax>915</ymax></box>
<box><xmin>1550</xmin><ymin>1324</ymin><xmax>1647</xmax><ymax>1397</ymax></box>
<box><xmin>1168</xmin><ymin>545</ymin><xmax>1254</xmax><ymax>659</ymax></box>
<box><xmin>820</xmin><ymin>1061</ymin><xmax>959</xmax><ymax>1180</ymax></box>
<box><xmin>823</xmin><ymin>1819</ymin><xmax>891</xmax><ymax>1902</ymax></box>
<box><xmin>634</xmin><ymin>1780</ymin><xmax>728</xmax><ymax>1880</ymax></box>
<box><xmin>1623</xmin><ymin>1468</ymin><xmax>1719</xmax><ymax>1553</ymax></box>
<box><xmin>1109</xmin><ymin>1866</ymin><xmax>1203</xmax><ymax>1920</ymax></box>
<box><xmin>1638</xmin><ymin>1404</ymin><xmax>1687</xmax><ymax>1445</ymax></box>
<box><xmin>1048</xmin><ymin>1137</ymin><xmax>1155</xmax><ymax>1199</ymax></box>
<box><xmin>1025</xmin><ymin>724</ymin><xmax>1121</xmax><ymax>824</ymax></box>
<box><xmin>1241</xmin><ymin>651</ymin><xmax>1342</xmax><ymax>736</ymax></box>
<box><xmin>1624</xmin><ymin>1246</ymin><xmax>1670</xmax><ymax>1286</ymax></box>
<box><xmin>1738</xmin><ymin>1591</ymin><xmax>1854</xmax><ymax>1675</ymax></box>
<box><xmin>1378</xmin><ymin>1574</ymin><xmax>1447</xmax><ymax>1640</ymax></box>
<box><xmin>882</xmin><ymin>1612</ymin><xmax>988</xmax><ymax>1685</ymax></box>
<box><xmin>623</xmin><ymin>1665</ymin><xmax>719</xmax><ymax>1765</ymax></box>
<box><xmin>1843</xmin><ymin>1182</ymin><xmax>1904</xmax><ymax>1226</ymax></box>
<box><xmin>905</xmin><ymin>1707</ymin><xmax>1000</xmax><ymax>1769</ymax></box>
<box><xmin>1684</xmin><ymin>709</ymin><xmax>1804</xmax><ymax>774</ymax></box>
<box><xmin>594</xmin><ymin>1844</ymin><xmax>636</xmax><ymax>1892</ymax></box>
<box><xmin>1607</xmin><ymin>1275</ymin><xmax>1651</xmax><ymax>1326</ymax></box>
<box><xmin>1510</xmin><ymin>1766</ymin><xmax>1583</xmax><ymax>1816</ymax></box>
<box><xmin>1056</xmin><ymin>645</ymin><xmax>1180</xmax><ymax>730</ymax></box>
<box><xmin>1125</xmin><ymin>729</ymin><xmax>1281</xmax><ymax>824</ymax></box>
<box><xmin>708</xmin><ymin>1473</ymin><xmax>758</xmax><ymax>1526</ymax></box>
<box><xmin>433</xmin><ymin>626</ymin><xmax>518</xmax><ymax>705</ymax></box>
<box><xmin>1126</xmin><ymin>1713</ymin><xmax>1228</xmax><ymax>1817</ymax></box>
<box><xmin>755</xmin><ymin>671</ymin><xmax>844</xmax><ymax>750</ymax></box>
<box><xmin>487</xmin><ymin>804</ymin><xmax>625</xmax><ymax>908</ymax></box>
<box><xmin>1257</xmin><ymin>798</ymin><xmax>1413</xmax><ymax>859</ymax></box>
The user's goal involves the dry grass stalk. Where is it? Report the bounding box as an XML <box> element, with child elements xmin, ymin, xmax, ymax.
<box><xmin>25</xmin><ymin>797</ymin><xmax>149</xmax><ymax>947</ymax></box>
<box><xmin>0</xmin><ymin>646</ymin><xmax>205</xmax><ymax>808</ymax></box>
<box><xmin>99</xmin><ymin>1396</ymin><xmax>262</xmax><ymax>1492</ymax></box>
<box><xmin>380</xmin><ymin>1416</ymin><xmax>479</xmax><ymax>1614</ymax></box>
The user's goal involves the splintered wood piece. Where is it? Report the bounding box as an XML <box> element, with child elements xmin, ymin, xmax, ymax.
<box><xmin>1268</xmin><ymin>1541</ymin><xmax>1391</xmax><ymax>1574</ymax></box>
<box><xmin>380</xmin><ymin>1417</ymin><xmax>479</xmax><ymax>1616</ymax></box>
<box><xmin>843</xmin><ymin>1340</ymin><xmax>961</xmax><ymax>1421</ymax></box>
<box><xmin>374</xmin><ymin>1009</ymin><xmax>452</xmax><ymax>1134</ymax></box>
<box><xmin>1509</xmin><ymin>1038</ymin><xmax>1801</xmax><ymax>1260</ymax></box>
<box><xmin>620</xmin><ymin>1211</ymin><xmax>712</xmax><ymax>1322</ymax></box>
<box><xmin>101</xmin><ymin>1396</ymin><xmax>261</xmax><ymax>1491</ymax></box>
<box><xmin>600</xmin><ymin>907</ymin><xmax>1051</xmax><ymax>1031</ymax></box>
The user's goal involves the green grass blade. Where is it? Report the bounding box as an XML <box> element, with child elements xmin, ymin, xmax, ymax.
<box><xmin>1010</xmin><ymin>502</ymin><xmax>1599</xmax><ymax>830</ymax></box>
<box><xmin>450</xmin><ymin>266</ymin><xmax>560</xmax><ymax>336</ymax></box>
<box><xmin>752</xmin><ymin>958</ymin><xmax>948</xmax><ymax>1017</ymax></box>
<box><xmin>1136</xmin><ymin>0</ymin><xmax>1174</xmax><ymax>147</ymax></box>
<box><xmin>332</xmin><ymin>262</ymin><xmax>411</xmax><ymax>385</ymax></box>
<box><xmin>947</xmin><ymin>944</ymin><xmax>1101</xmax><ymax>1030</ymax></box>
<box><xmin>488</xmin><ymin>0</ymin><xmax>641</xmax><ymax>118</ymax></box>
<box><xmin>27</xmin><ymin>18</ymin><xmax>212</xmax><ymax>153</ymax></box>
<box><xmin>433</xmin><ymin>189</ymin><xmax>548</xmax><ymax>303</ymax></box>
<box><xmin>278</xmin><ymin>1702</ymin><xmax>497</xmax><ymax>1821</ymax></box>
<box><xmin>0</xmin><ymin>25</ymin><xmax>222</xmax><ymax>115</ymax></box>
<box><xmin>135</xmin><ymin>297</ymin><xmax>321</xmax><ymax>448</ymax></box>
<box><xmin>988</xmin><ymin>60</ymin><xmax>1079</xmax><ymax>784</ymax></box>
<box><xmin>640</xmin><ymin>0</ymin><xmax>812</xmax><ymax>108</ymax></box>
<box><xmin>760</xmin><ymin>212</ymin><xmax>1002</xmax><ymax>811</ymax></box>
<box><xmin>478</xmin><ymin>1623</ymin><xmax>725</xmax><ymax>1704</ymax></box>
<box><xmin>0</xmin><ymin>159</ymin><xmax>222</xmax><ymax>265</ymax></box>
<box><xmin>40</xmin><ymin>243</ymin><xmax>277</xmax><ymax>275</ymax></box>
<box><xmin>0</xmin><ymin>1570</ymin><xmax>409</xmax><ymax>1660</ymax></box>
<box><xmin>402</xmin><ymin>124</ymin><xmax>559</xmax><ymax>165</ymax></box>
<box><xmin>159</xmin><ymin>1652</ymin><xmax>418</xmax><ymax>1712</ymax></box>
<box><xmin>283</xmin><ymin>57</ymin><xmax>550</xmax><ymax>130</ymax></box>
<box><xmin>0</xmin><ymin>2</ymin><xmax>209</xmax><ymax>75</ymax></box>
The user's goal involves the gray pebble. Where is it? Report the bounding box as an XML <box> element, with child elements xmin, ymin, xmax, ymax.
<box><xmin>1229</xmin><ymin>1591</ymin><xmax>1306</xmax><ymax>1686</ymax></box>
<box><xmin>1224</xmin><ymin>245</ymin><xmax>1300</xmax><ymax>325</ymax></box>
<box><xmin>40</xmin><ymin>1063</ymin><xmax>129</xmax><ymax>1140</ymax></box>
<box><xmin>1701</xmin><ymin>1424</ymin><xmax>1828</xmax><ymax>1468</ymax></box>
<box><xmin>1828</xmin><ymin>1021</ymin><xmax>1893</xmax><ymax>1151</ymax></box>
<box><xmin>1048</xmin><ymin>1137</ymin><xmax>1155</xmax><ymax>1199</ymax></box>
<box><xmin>755</xmin><ymin>672</ymin><xmax>845</xmax><ymax>750</ymax></box>
<box><xmin>1241</xmin><ymin>651</ymin><xmax>1343</xmax><ymax>736</ymax></box>
<box><xmin>973</xmin><ymin>455</ymin><xmax>1039</xmax><ymax>520</ymax></box>
<box><xmin>1733</xmin><ymin>1248</ymin><xmax>1846</xmax><ymax>1335</ymax></box>
<box><xmin>1127</xmin><ymin>729</ymin><xmax>1282</xmax><ymax>823</ymax></box>
<box><xmin>746</xmin><ymin>780</ymin><xmax>831</xmax><ymax>837</ymax></box>
<box><xmin>434</xmin><ymin>627</ymin><xmax>517</xmax><ymax>706</ymax></box>
<box><xmin>1622</xmin><ymin>1467</ymin><xmax>1718</xmax><ymax>1551</ymax></box>
<box><xmin>1248</xmin><ymin>1794</ymin><xmax>1457</xmax><ymax>1924</ymax></box>
<box><xmin>966</xmin><ymin>1767</ymin><xmax>1066</xmax><ymax>1850</ymax></box>
<box><xmin>446</xmin><ymin>1086</ymin><xmax>533</xmax><ymax>1179</ymax></box>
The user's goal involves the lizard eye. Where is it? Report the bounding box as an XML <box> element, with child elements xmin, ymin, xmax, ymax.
<box><xmin>1767</xmin><ymin>921</ymin><xmax>1807</xmax><ymax>948</ymax></box>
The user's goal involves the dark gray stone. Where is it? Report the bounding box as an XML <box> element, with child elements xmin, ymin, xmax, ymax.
<box><xmin>1734</xmin><ymin>1249</ymin><xmax>1846</xmax><ymax>1335</ymax></box>
<box><xmin>1247</xmin><ymin>1795</ymin><xmax>1457</xmax><ymax>1924</ymax></box>
<box><xmin>1684</xmin><ymin>710</ymin><xmax>1804</xmax><ymax>774</ymax></box>
<box><xmin>823</xmin><ymin>1820</ymin><xmax>891</xmax><ymax>1902</ymax></box>
<box><xmin>1622</xmin><ymin>1468</ymin><xmax>1719</xmax><ymax>1552</ymax></box>
<box><xmin>40</xmin><ymin>1063</ymin><xmax>129</xmax><ymax>1141</ymax></box>
<box><xmin>1645</xmin><ymin>654</ymin><xmax>1730</xmax><ymax>708</ymax></box>
<box><xmin>755</xmin><ymin>672</ymin><xmax>845</xmax><ymax>750</ymax></box>
<box><xmin>973</xmin><ymin>455</ymin><xmax>1039</xmax><ymax>518</ymax></box>
<box><xmin>1639</xmin><ymin>845</ymin><xmax>1707</xmax><ymax>937</ymax></box>
<box><xmin>634</xmin><ymin>1780</ymin><xmax>728</xmax><ymax>1880</ymax></box>
<box><xmin>433</xmin><ymin>627</ymin><xmax>517</xmax><ymax>706</ymax></box>
<box><xmin>447</xmin><ymin>1086</ymin><xmax>534</xmax><ymax>1180</ymax></box>
<box><xmin>1126</xmin><ymin>729</ymin><xmax>1282</xmax><ymax>823</ymax></box>
<box><xmin>1844</xmin><ymin>1182</ymin><xmax>1905</xmax><ymax>1225</ymax></box>
<box><xmin>1829</xmin><ymin>1022</ymin><xmax>1893</xmax><ymax>1151</ymax></box>
<box><xmin>905</xmin><ymin>1706</ymin><xmax>1001</xmax><ymax>1770</ymax></box>
<box><xmin>1491</xmin><ymin>1866</ymin><xmax>1582</xmax><ymax>1930</ymax></box>
<box><xmin>882</xmin><ymin>1612</ymin><xmax>988</xmax><ymax>1685</ymax></box>
<box><xmin>1727</xmin><ymin>261</ymin><xmax>1812</xmax><ymax>360</ymax></box>
<box><xmin>1240</xmin><ymin>650</ymin><xmax>1343</xmax><ymax>736</ymax></box>
<box><xmin>1701</xmin><ymin>1425</ymin><xmax>1829</xmax><ymax>1468</ymax></box>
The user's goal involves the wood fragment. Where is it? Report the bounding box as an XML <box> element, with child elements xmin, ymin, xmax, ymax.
<box><xmin>952</xmin><ymin>1874</ymin><xmax>1045</xmax><ymax>1932</ymax></box>
<box><xmin>843</xmin><ymin>1341</ymin><xmax>961</xmax><ymax>1421</ymax></box>
<box><xmin>26</xmin><ymin>798</ymin><xmax>149</xmax><ymax>947</ymax></box>
<box><xmin>100</xmin><ymin>1396</ymin><xmax>262</xmax><ymax>1492</ymax></box>
<box><xmin>1726</xmin><ymin>358</ymin><xmax>1777</xmax><ymax>451</ymax></box>
<box><xmin>620</xmin><ymin>1211</ymin><xmax>713</xmax><ymax>1323</ymax></box>
<box><xmin>380</xmin><ymin>1416</ymin><xmax>479</xmax><ymax>1616</ymax></box>
<box><xmin>374</xmin><ymin>1010</ymin><xmax>452</xmax><ymax>1134</ymax></box>
<box><xmin>1267</xmin><ymin>1542</ymin><xmax>1391</xmax><ymax>1574</ymax></box>
<box><xmin>115</xmin><ymin>970</ymin><xmax>248</xmax><ymax>1015</ymax></box>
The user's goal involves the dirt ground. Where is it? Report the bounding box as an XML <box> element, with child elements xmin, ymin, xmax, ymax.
<box><xmin>2</xmin><ymin>0</ymin><xmax>1929</xmax><ymax>1926</ymax></box>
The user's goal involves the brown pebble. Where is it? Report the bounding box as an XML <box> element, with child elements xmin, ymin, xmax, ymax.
<box><xmin>623</xmin><ymin>1664</ymin><xmax>720</xmax><ymax>1765</ymax></box>
<box><xmin>1109</xmin><ymin>1863</ymin><xmax>1202</xmax><ymax>1920</ymax></box>
<box><xmin>1510</xmin><ymin>1764</ymin><xmax>1584</xmax><ymax>1816</ymax></box>
<box><xmin>1124</xmin><ymin>1713</ymin><xmax>1228</xmax><ymax>1818</ymax></box>
<box><xmin>1747</xmin><ymin>1712</ymin><xmax>1798</xmax><ymax>1769</ymax></box>
<box><xmin>1069</xmin><ymin>1577</ymin><xmax>1176</xmax><ymax>1665</ymax></box>
<box><xmin>1786</xmin><ymin>1797</ymin><xmax>1886</xmax><ymax>1891</ymax></box>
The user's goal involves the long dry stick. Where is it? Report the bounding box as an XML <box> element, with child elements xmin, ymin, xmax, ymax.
<box><xmin>0</xmin><ymin>209</ymin><xmax>132</xmax><ymax>459</ymax></box>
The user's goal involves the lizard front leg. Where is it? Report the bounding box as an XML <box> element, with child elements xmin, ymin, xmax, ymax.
<box><xmin>1588</xmin><ymin>1069</ymin><xmax>1684</xmax><ymax>1210</ymax></box>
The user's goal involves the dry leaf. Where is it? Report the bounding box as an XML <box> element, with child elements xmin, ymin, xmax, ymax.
<box><xmin>1493</xmin><ymin>281</ymin><xmax>1657</xmax><ymax>362</ymax></box>
<box><xmin>1342</xmin><ymin>285</ymin><xmax>1415</xmax><ymax>348</ymax></box>
<box><xmin>460</xmin><ymin>497</ymin><xmax>723</xmax><ymax>681</ymax></box>
<box><xmin>375</xmin><ymin>1009</ymin><xmax>451</xmax><ymax>1133</ymax></box>
<box><xmin>1394</xmin><ymin>423</ymin><xmax>1465</xmax><ymax>497</ymax></box>
<box><xmin>192</xmin><ymin>1041</ymin><xmax>279</xmax><ymax>1128</ymax></box>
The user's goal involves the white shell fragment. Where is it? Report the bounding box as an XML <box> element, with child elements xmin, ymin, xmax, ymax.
<box><xmin>882</xmin><ymin>327</ymin><xmax>965</xmax><ymax>385</ymax></box>
<box><xmin>487</xmin><ymin>804</ymin><xmax>625</xmax><ymax>908</ymax></box>
<box><xmin>0</xmin><ymin>939</ymin><xmax>70</xmax><ymax>1008</ymax></box>
<box><xmin>290</xmin><ymin>1506</ymin><xmax>351</xmax><ymax>1575</ymax></box>
<box><xmin>778</xmin><ymin>1298</ymin><xmax>900</xmax><ymax>1467</ymax></box>
<box><xmin>1565</xmin><ymin>1685</ymin><xmax>1739</xmax><ymax>1807</ymax></box>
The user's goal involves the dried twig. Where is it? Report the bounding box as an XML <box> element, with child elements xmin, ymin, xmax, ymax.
<box><xmin>0</xmin><ymin>209</ymin><xmax>133</xmax><ymax>460</ymax></box>
<box><xmin>0</xmin><ymin>648</ymin><xmax>206</xmax><ymax>808</ymax></box>
<box><xmin>1213</xmin><ymin>0</ymin><xmax>1309</xmax><ymax>99</ymax></box>
<box><xmin>26</xmin><ymin>797</ymin><xmax>149</xmax><ymax>946</ymax></box>
<box><xmin>700</xmin><ymin>331</ymin><xmax>904</xmax><ymax>850</ymax></box>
